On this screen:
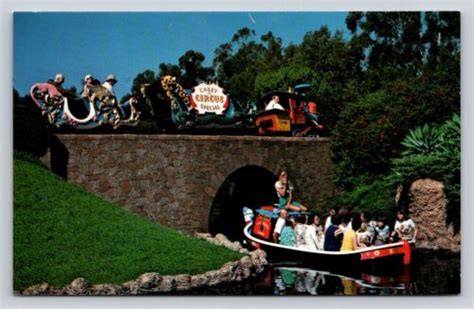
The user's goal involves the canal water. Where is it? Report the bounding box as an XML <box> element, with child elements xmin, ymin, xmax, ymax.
<box><xmin>169</xmin><ymin>250</ymin><xmax>460</xmax><ymax>295</ymax></box>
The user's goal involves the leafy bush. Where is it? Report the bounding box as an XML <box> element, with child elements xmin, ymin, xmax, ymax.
<box><xmin>326</xmin><ymin>113</ymin><xmax>460</xmax><ymax>228</ymax></box>
<box><xmin>400</xmin><ymin>124</ymin><xmax>443</xmax><ymax>155</ymax></box>
<box><xmin>13</xmin><ymin>90</ymin><xmax>51</xmax><ymax>157</ymax></box>
<box><xmin>392</xmin><ymin>113</ymin><xmax>460</xmax><ymax>230</ymax></box>
<box><xmin>331</xmin><ymin>90</ymin><xmax>403</xmax><ymax>189</ymax></box>
<box><xmin>331</xmin><ymin>73</ymin><xmax>460</xmax><ymax>191</ymax></box>
<box><xmin>324</xmin><ymin>175</ymin><xmax>400</xmax><ymax>220</ymax></box>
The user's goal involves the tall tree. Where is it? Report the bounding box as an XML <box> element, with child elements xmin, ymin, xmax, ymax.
<box><xmin>178</xmin><ymin>50</ymin><xmax>214</xmax><ymax>89</ymax></box>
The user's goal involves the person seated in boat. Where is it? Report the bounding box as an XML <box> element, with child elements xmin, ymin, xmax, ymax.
<box><xmin>374</xmin><ymin>217</ymin><xmax>390</xmax><ymax>246</ymax></box>
<box><xmin>390</xmin><ymin>210</ymin><xmax>418</xmax><ymax>242</ymax></box>
<box><xmin>340</xmin><ymin>215</ymin><xmax>361</xmax><ymax>252</ymax></box>
<box><xmin>274</xmin><ymin>171</ymin><xmax>307</xmax><ymax>212</ymax></box>
<box><xmin>305</xmin><ymin>214</ymin><xmax>324</xmax><ymax>251</ymax></box>
<box><xmin>338</xmin><ymin>208</ymin><xmax>352</xmax><ymax>232</ymax></box>
<box><xmin>273</xmin><ymin>209</ymin><xmax>288</xmax><ymax>243</ymax></box>
<box><xmin>279</xmin><ymin>219</ymin><xmax>296</xmax><ymax>247</ymax></box>
<box><xmin>360</xmin><ymin>211</ymin><xmax>377</xmax><ymax>244</ymax></box>
<box><xmin>265</xmin><ymin>95</ymin><xmax>285</xmax><ymax>111</ymax></box>
<box><xmin>323</xmin><ymin>214</ymin><xmax>344</xmax><ymax>251</ymax></box>
<box><xmin>294</xmin><ymin>215</ymin><xmax>307</xmax><ymax>249</ymax></box>
<box><xmin>355</xmin><ymin>222</ymin><xmax>373</xmax><ymax>248</ymax></box>
<box><xmin>324</xmin><ymin>207</ymin><xmax>338</xmax><ymax>232</ymax></box>
<box><xmin>243</xmin><ymin>207</ymin><xmax>254</xmax><ymax>225</ymax></box>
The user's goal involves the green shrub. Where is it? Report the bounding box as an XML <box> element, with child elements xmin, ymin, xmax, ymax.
<box><xmin>331</xmin><ymin>73</ymin><xmax>460</xmax><ymax>191</ymax></box>
<box><xmin>324</xmin><ymin>175</ymin><xmax>399</xmax><ymax>220</ymax></box>
<box><xmin>392</xmin><ymin>114</ymin><xmax>460</xmax><ymax>230</ymax></box>
<box><xmin>400</xmin><ymin>124</ymin><xmax>443</xmax><ymax>155</ymax></box>
<box><xmin>326</xmin><ymin>113</ymin><xmax>460</xmax><ymax>228</ymax></box>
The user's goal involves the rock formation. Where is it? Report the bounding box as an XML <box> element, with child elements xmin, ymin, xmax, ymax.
<box><xmin>407</xmin><ymin>179</ymin><xmax>460</xmax><ymax>252</ymax></box>
<box><xmin>21</xmin><ymin>249</ymin><xmax>267</xmax><ymax>295</ymax></box>
<box><xmin>195</xmin><ymin>233</ymin><xmax>249</xmax><ymax>254</ymax></box>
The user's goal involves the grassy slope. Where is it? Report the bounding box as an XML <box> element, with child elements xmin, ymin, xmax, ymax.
<box><xmin>13</xmin><ymin>158</ymin><xmax>243</xmax><ymax>291</ymax></box>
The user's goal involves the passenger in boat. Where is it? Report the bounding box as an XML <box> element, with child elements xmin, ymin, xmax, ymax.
<box><xmin>374</xmin><ymin>217</ymin><xmax>390</xmax><ymax>246</ymax></box>
<box><xmin>340</xmin><ymin>215</ymin><xmax>361</xmax><ymax>252</ymax></box>
<box><xmin>279</xmin><ymin>219</ymin><xmax>296</xmax><ymax>247</ymax></box>
<box><xmin>338</xmin><ymin>208</ymin><xmax>352</xmax><ymax>231</ymax></box>
<box><xmin>294</xmin><ymin>215</ymin><xmax>307</xmax><ymax>249</ymax></box>
<box><xmin>324</xmin><ymin>207</ymin><xmax>338</xmax><ymax>231</ymax></box>
<box><xmin>304</xmin><ymin>214</ymin><xmax>324</xmax><ymax>251</ymax></box>
<box><xmin>390</xmin><ymin>211</ymin><xmax>418</xmax><ymax>242</ymax></box>
<box><xmin>355</xmin><ymin>222</ymin><xmax>373</xmax><ymax>248</ymax></box>
<box><xmin>323</xmin><ymin>214</ymin><xmax>343</xmax><ymax>251</ymax></box>
<box><xmin>274</xmin><ymin>171</ymin><xmax>307</xmax><ymax>212</ymax></box>
<box><xmin>265</xmin><ymin>95</ymin><xmax>285</xmax><ymax>111</ymax></box>
<box><xmin>360</xmin><ymin>211</ymin><xmax>377</xmax><ymax>244</ymax></box>
<box><xmin>273</xmin><ymin>209</ymin><xmax>288</xmax><ymax>243</ymax></box>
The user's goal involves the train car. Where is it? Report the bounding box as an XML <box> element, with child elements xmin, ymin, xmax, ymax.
<box><xmin>255</xmin><ymin>84</ymin><xmax>322</xmax><ymax>136</ymax></box>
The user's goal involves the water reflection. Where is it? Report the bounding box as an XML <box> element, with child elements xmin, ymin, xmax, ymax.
<box><xmin>272</xmin><ymin>267</ymin><xmax>417</xmax><ymax>295</ymax></box>
<box><xmin>163</xmin><ymin>251</ymin><xmax>459</xmax><ymax>295</ymax></box>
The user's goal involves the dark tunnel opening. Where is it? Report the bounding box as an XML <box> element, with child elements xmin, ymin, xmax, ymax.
<box><xmin>209</xmin><ymin>165</ymin><xmax>278</xmax><ymax>242</ymax></box>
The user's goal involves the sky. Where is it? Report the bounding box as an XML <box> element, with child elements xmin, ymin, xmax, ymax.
<box><xmin>14</xmin><ymin>12</ymin><xmax>349</xmax><ymax>97</ymax></box>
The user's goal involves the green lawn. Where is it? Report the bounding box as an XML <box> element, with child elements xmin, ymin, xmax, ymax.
<box><xmin>13</xmin><ymin>158</ymin><xmax>243</xmax><ymax>291</ymax></box>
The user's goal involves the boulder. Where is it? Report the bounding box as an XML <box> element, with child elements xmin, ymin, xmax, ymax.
<box><xmin>121</xmin><ymin>280</ymin><xmax>141</xmax><ymax>295</ymax></box>
<box><xmin>136</xmin><ymin>272</ymin><xmax>161</xmax><ymax>290</ymax></box>
<box><xmin>204</xmin><ymin>270</ymin><xmax>222</xmax><ymax>286</ymax></box>
<box><xmin>249</xmin><ymin>249</ymin><xmax>268</xmax><ymax>272</ymax></box>
<box><xmin>408</xmin><ymin>179</ymin><xmax>461</xmax><ymax>252</ymax></box>
<box><xmin>237</xmin><ymin>256</ymin><xmax>253</xmax><ymax>279</ymax></box>
<box><xmin>190</xmin><ymin>274</ymin><xmax>208</xmax><ymax>288</ymax></box>
<box><xmin>216</xmin><ymin>261</ymin><xmax>237</xmax><ymax>283</ymax></box>
<box><xmin>157</xmin><ymin>275</ymin><xmax>176</xmax><ymax>293</ymax></box>
<box><xmin>89</xmin><ymin>284</ymin><xmax>122</xmax><ymax>296</ymax></box>
<box><xmin>215</xmin><ymin>233</ymin><xmax>229</xmax><ymax>243</ymax></box>
<box><xmin>63</xmin><ymin>278</ymin><xmax>90</xmax><ymax>295</ymax></box>
<box><xmin>22</xmin><ymin>282</ymin><xmax>50</xmax><ymax>295</ymax></box>
<box><xmin>174</xmin><ymin>274</ymin><xmax>191</xmax><ymax>291</ymax></box>
<box><xmin>194</xmin><ymin>232</ymin><xmax>212</xmax><ymax>240</ymax></box>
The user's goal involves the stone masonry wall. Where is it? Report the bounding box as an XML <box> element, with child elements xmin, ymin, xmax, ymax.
<box><xmin>41</xmin><ymin>134</ymin><xmax>335</xmax><ymax>233</ymax></box>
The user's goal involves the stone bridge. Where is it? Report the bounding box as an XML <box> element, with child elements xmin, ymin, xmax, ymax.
<box><xmin>41</xmin><ymin>134</ymin><xmax>335</xmax><ymax>239</ymax></box>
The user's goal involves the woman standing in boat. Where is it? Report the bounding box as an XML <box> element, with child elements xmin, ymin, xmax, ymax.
<box><xmin>274</xmin><ymin>171</ymin><xmax>307</xmax><ymax>212</ymax></box>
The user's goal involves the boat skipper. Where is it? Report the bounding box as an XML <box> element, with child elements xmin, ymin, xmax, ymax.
<box><xmin>275</xmin><ymin>171</ymin><xmax>307</xmax><ymax>212</ymax></box>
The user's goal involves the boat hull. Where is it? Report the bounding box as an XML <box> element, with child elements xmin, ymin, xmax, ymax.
<box><xmin>244</xmin><ymin>223</ymin><xmax>414</xmax><ymax>274</ymax></box>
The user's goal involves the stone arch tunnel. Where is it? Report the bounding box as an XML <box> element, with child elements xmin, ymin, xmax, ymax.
<box><xmin>209</xmin><ymin>165</ymin><xmax>277</xmax><ymax>241</ymax></box>
<box><xmin>42</xmin><ymin>134</ymin><xmax>335</xmax><ymax>236</ymax></box>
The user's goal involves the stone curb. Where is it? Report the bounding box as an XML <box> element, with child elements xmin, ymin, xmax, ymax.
<box><xmin>21</xmin><ymin>249</ymin><xmax>267</xmax><ymax>296</ymax></box>
<box><xmin>194</xmin><ymin>232</ymin><xmax>250</xmax><ymax>254</ymax></box>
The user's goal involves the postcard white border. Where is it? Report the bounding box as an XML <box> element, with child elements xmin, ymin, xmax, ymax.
<box><xmin>1</xmin><ymin>1</ymin><xmax>473</xmax><ymax>308</ymax></box>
